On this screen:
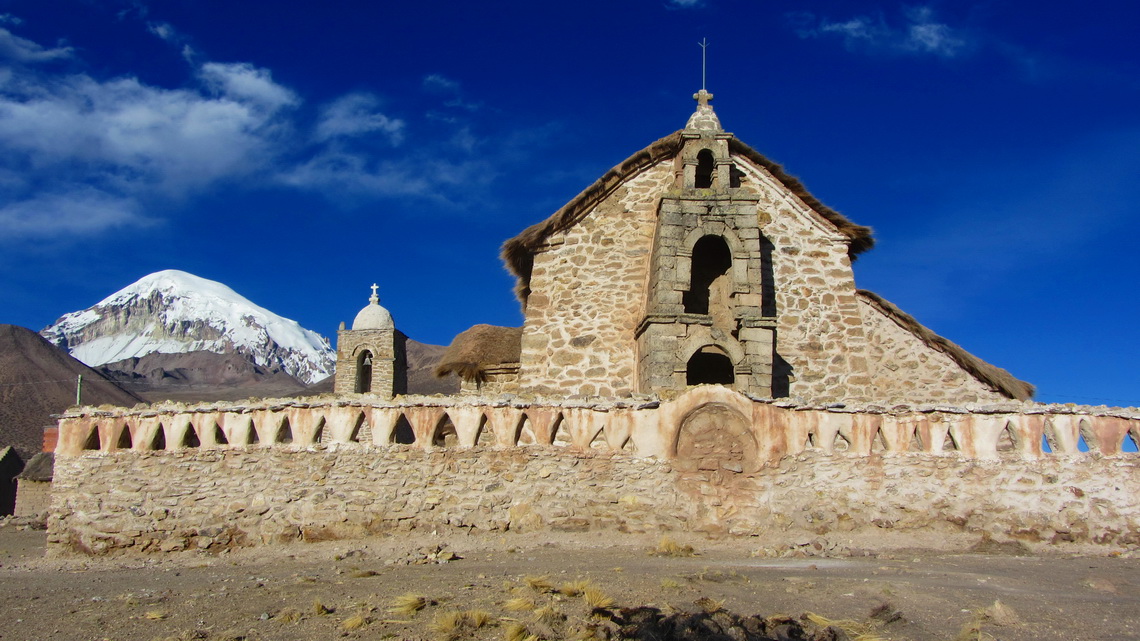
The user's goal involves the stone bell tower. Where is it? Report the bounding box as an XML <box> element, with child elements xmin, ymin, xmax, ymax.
<box><xmin>334</xmin><ymin>284</ymin><xmax>407</xmax><ymax>398</ymax></box>
<box><xmin>636</xmin><ymin>89</ymin><xmax>776</xmax><ymax>396</ymax></box>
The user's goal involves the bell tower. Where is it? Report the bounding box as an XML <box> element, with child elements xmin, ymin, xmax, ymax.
<box><xmin>635</xmin><ymin>90</ymin><xmax>777</xmax><ymax>396</ymax></box>
<box><xmin>335</xmin><ymin>284</ymin><xmax>407</xmax><ymax>397</ymax></box>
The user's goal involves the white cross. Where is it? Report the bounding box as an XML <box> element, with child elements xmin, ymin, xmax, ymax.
<box><xmin>370</xmin><ymin>283</ymin><xmax>379</xmax><ymax>297</ymax></box>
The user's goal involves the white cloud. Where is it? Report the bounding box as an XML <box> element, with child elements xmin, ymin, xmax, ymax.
<box><xmin>792</xmin><ymin>6</ymin><xmax>969</xmax><ymax>59</ymax></box>
<box><xmin>199</xmin><ymin>62</ymin><xmax>298</xmax><ymax>111</ymax></box>
<box><xmin>0</xmin><ymin>188</ymin><xmax>148</xmax><ymax>236</ymax></box>
<box><xmin>0</xmin><ymin>26</ymin><xmax>72</xmax><ymax>63</ymax></box>
<box><xmin>315</xmin><ymin>93</ymin><xmax>404</xmax><ymax>144</ymax></box>
<box><xmin>0</xmin><ymin>23</ymin><xmax>303</xmax><ymax>239</ymax></box>
<box><xmin>666</xmin><ymin>0</ymin><xmax>703</xmax><ymax>7</ymax></box>
<box><xmin>147</xmin><ymin>21</ymin><xmax>176</xmax><ymax>42</ymax></box>
<box><xmin>0</xmin><ymin>72</ymin><xmax>293</xmax><ymax>194</ymax></box>
<box><xmin>422</xmin><ymin>73</ymin><xmax>459</xmax><ymax>94</ymax></box>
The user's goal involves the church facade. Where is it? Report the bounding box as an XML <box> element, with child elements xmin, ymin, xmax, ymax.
<box><xmin>430</xmin><ymin>92</ymin><xmax>1031</xmax><ymax>405</ymax></box>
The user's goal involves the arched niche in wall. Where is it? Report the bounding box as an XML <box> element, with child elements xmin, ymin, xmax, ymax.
<box><xmin>686</xmin><ymin>345</ymin><xmax>735</xmax><ymax>386</ymax></box>
<box><xmin>682</xmin><ymin>235</ymin><xmax>733</xmax><ymax>320</ymax></box>
<box><xmin>355</xmin><ymin>349</ymin><xmax>374</xmax><ymax>393</ymax></box>
<box><xmin>694</xmin><ymin>148</ymin><xmax>715</xmax><ymax>188</ymax></box>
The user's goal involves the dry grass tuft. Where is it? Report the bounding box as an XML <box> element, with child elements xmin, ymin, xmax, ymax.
<box><xmin>652</xmin><ymin>535</ymin><xmax>696</xmax><ymax>557</ymax></box>
<box><xmin>804</xmin><ymin>612</ymin><xmax>887</xmax><ymax>641</ymax></box>
<box><xmin>143</xmin><ymin>610</ymin><xmax>168</xmax><ymax>620</ymax></box>
<box><xmin>312</xmin><ymin>598</ymin><xmax>334</xmax><ymax>615</ymax></box>
<box><xmin>534</xmin><ymin>605</ymin><xmax>566</xmax><ymax>627</ymax></box>
<box><xmin>557</xmin><ymin>579</ymin><xmax>591</xmax><ymax>597</ymax></box>
<box><xmin>504</xmin><ymin>622</ymin><xmax>534</xmax><ymax>641</ymax></box>
<box><xmin>390</xmin><ymin>593</ymin><xmax>431</xmax><ymax>616</ymax></box>
<box><xmin>524</xmin><ymin>575</ymin><xmax>554</xmax><ymax>592</ymax></box>
<box><xmin>982</xmin><ymin>600</ymin><xmax>1020</xmax><ymax>627</ymax></box>
<box><xmin>341</xmin><ymin>612</ymin><xmax>369</xmax><ymax>631</ymax></box>
<box><xmin>276</xmin><ymin>607</ymin><xmax>302</xmax><ymax>623</ymax></box>
<box><xmin>660</xmin><ymin>578</ymin><xmax>681</xmax><ymax>589</ymax></box>
<box><xmin>504</xmin><ymin>597</ymin><xmax>539</xmax><ymax>612</ymax></box>
<box><xmin>349</xmin><ymin>568</ymin><xmax>378</xmax><ymax>578</ymax></box>
<box><xmin>431</xmin><ymin>609</ymin><xmax>496</xmax><ymax>641</ymax></box>
<box><xmin>582</xmin><ymin>587</ymin><xmax>616</xmax><ymax>610</ymax></box>
<box><xmin>694</xmin><ymin>596</ymin><xmax>724</xmax><ymax>614</ymax></box>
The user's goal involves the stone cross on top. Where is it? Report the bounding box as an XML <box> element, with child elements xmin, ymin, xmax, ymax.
<box><xmin>694</xmin><ymin>89</ymin><xmax>713</xmax><ymax>107</ymax></box>
<box><xmin>369</xmin><ymin>283</ymin><xmax>379</xmax><ymax>304</ymax></box>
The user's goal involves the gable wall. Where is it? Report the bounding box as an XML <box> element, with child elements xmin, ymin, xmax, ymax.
<box><xmin>859</xmin><ymin>297</ymin><xmax>1008</xmax><ymax>404</ymax></box>
<box><xmin>738</xmin><ymin>160</ymin><xmax>874</xmax><ymax>402</ymax></box>
<box><xmin>517</xmin><ymin>161</ymin><xmax>675</xmax><ymax>396</ymax></box>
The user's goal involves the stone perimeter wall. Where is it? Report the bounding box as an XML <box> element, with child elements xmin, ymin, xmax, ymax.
<box><xmin>48</xmin><ymin>387</ymin><xmax>1140</xmax><ymax>554</ymax></box>
<box><xmin>50</xmin><ymin>444</ymin><xmax>1140</xmax><ymax>555</ymax></box>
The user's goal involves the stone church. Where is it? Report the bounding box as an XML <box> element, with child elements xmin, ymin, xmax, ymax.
<box><xmin>344</xmin><ymin>90</ymin><xmax>1032</xmax><ymax>406</ymax></box>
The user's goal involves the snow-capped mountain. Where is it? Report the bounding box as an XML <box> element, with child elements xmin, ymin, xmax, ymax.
<box><xmin>42</xmin><ymin>270</ymin><xmax>335</xmax><ymax>385</ymax></box>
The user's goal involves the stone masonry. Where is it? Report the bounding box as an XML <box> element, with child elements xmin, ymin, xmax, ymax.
<box><xmin>48</xmin><ymin>387</ymin><xmax>1140</xmax><ymax>554</ymax></box>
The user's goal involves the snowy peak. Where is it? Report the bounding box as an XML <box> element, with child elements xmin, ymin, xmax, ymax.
<box><xmin>42</xmin><ymin>270</ymin><xmax>335</xmax><ymax>385</ymax></box>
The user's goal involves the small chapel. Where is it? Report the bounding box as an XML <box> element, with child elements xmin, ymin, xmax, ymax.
<box><xmin>341</xmin><ymin>89</ymin><xmax>1032</xmax><ymax>406</ymax></box>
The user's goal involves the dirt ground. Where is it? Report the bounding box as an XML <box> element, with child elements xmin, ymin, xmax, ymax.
<box><xmin>1</xmin><ymin>523</ymin><xmax>1138</xmax><ymax>641</ymax></box>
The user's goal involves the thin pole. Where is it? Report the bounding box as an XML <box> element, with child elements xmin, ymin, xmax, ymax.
<box><xmin>76</xmin><ymin>374</ymin><xmax>82</xmax><ymax>406</ymax></box>
<box><xmin>699</xmin><ymin>38</ymin><xmax>709</xmax><ymax>91</ymax></box>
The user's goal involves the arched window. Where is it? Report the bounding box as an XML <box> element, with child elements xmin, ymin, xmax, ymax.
<box><xmin>355</xmin><ymin>350</ymin><xmax>373</xmax><ymax>393</ymax></box>
<box><xmin>695</xmin><ymin>149</ymin><xmax>715</xmax><ymax>188</ymax></box>
<box><xmin>683</xmin><ymin>235</ymin><xmax>732</xmax><ymax>316</ymax></box>
<box><xmin>686</xmin><ymin>346</ymin><xmax>735</xmax><ymax>386</ymax></box>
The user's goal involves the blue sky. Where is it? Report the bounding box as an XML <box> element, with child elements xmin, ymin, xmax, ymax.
<box><xmin>1</xmin><ymin>0</ymin><xmax>1137</xmax><ymax>406</ymax></box>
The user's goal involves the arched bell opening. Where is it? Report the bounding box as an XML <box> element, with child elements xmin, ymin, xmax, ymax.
<box><xmin>686</xmin><ymin>345</ymin><xmax>735</xmax><ymax>386</ymax></box>
<box><xmin>694</xmin><ymin>149</ymin><xmax>715</xmax><ymax>188</ymax></box>
<box><xmin>683</xmin><ymin>235</ymin><xmax>733</xmax><ymax>318</ymax></box>
<box><xmin>355</xmin><ymin>350</ymin><xmax>374</xmax><ymax>393</ymax></box>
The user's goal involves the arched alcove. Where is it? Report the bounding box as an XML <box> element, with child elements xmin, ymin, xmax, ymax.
<box><xmin>683</xmin><ymin>235</ymin><xmax>732</xmax><ymax>316</ymax></box>
<box><xmin>694</xmin><ymin>149</ymin><xmax>715</xmax><ymax>188</ymax></box>
<box><xmin>432</xmin><ymin>416</ymin><xmax>459</xmax><ymax>447</ymax></box>
<box><xmin>82</xmin><ymin>428</ymin><xmax>101</xmax><ymax>451</ymax></box>
<box><xmin>391</xmin><ymin>415</ymin><xmax>416</xmax><ymax>445</ymax></box>
<box><xmin>686</xmin><ymin>346</ymin><xmax>735</xmax><ymax>386</ymax></box>
<box><xmin>115</xmin><ymin>425</ymin><xmax>132</xmax><ymax>450</ymax></box>
<box><xmin>181</xmin><ymin>426</ymin><xmax>200</xmax><ymax>449</ymax></box>
<box><xmin>355</xmin><ymin>350</ymin><xmax>374</xmax><ymax>393</ymax></box>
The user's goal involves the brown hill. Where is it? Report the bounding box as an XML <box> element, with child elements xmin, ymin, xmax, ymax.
<box><xmin>99</xmin><ymin>350</ymin><xmax>309</xmax><ymax>404</ymax></box>
<box><xmin>0</xmin><ymin>324</ymin><xmax>143</xmax><ymax>463</ymax></box>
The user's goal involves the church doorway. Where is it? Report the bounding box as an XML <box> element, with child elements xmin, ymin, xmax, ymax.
<box><xmin>686</xmin><ymin>346</ymin><xmax>735</xmax><ymax>386</ymax></box>
<box><xmin>355</xmin><ymin>350</ymin><xmax>373</xmax><ymax>393</ymax></box>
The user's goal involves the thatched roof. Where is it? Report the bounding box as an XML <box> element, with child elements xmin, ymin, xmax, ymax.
<box><xmin>501</xmin><ymin>131</ymin><xmax>875</xmax><ymax>302</ymax></box>
<box><xmin>434</xmin><ymin>325</ymin><xmax>523</xmax><ymax>382</ymax></box>
<box><xmin>857</xmin><ymin>290</ymin><xmax>1034</xmax><ymax>401</ymax></box>
<box><xmin>16</xmin><ymin>452</ymin><xmax>53</xmax><ymax>482</ymax></box>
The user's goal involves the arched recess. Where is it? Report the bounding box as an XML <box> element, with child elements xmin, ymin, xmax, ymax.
<box><xmin>515</xmin><ymin>415</ymin><xmax>537</xmax><ymax>446</ymax></box>
<box><xmin>347</xmin><ymin>412</ymin><xmax>367</xmax><ymax>443</ymax></box>
<box><xmin>181</xmin><ymin>426</ymin><xmax>201</xmax><ymax>448</ymax></box>
<box><xmin>680</xmin><ymin>225</ymin><xmax>749</xmax><ymax>298</ymax></box>
<box><xmin>115</xmin><ymin>424</ymin><xmax>132</xmax><ymax>450</ymax></box>
<box><xmin>472</xmin><ymin>414</ymin><xmax>493</xmax><ymax>446</ymax></box>
<box><xmin>694</xmin><ymin>148</ymin><xmax>715</xmax><ymax>188</ymax></box>
<box><xmin>672</xmin><ymin>402</ymin><xmax>759</xmax><ymax>474</ymax></box>
<box><xmin>683</xmin><ymin>235</ymin><xmax>733</xmax><ymax>319</ymax></box>
<box><xmin>150</xmin><ymin>425</ymin><xmax>166</xmax><ymax>451</ymax></box>
<box><xmin>82</xmin><ymin>427</ymin><xmax>101</xmax><ymax>451</ymax></box>
<box><xmin>432</xmin><ymin>416</ymin><xmax>459</xmax><ymax>447</ymax></box>
<box><xmin>275</xmin><ymin>418</ymin><xmax>293</xmax><ymax>445</ymax></box>
<box><xmin>686</xmin><ymin>345</ymin><xmax>735</xmax><ymax>386</ymax></box>
<box><xmin>213</xmin><ymin>423</ymin><xmax>228</xmax><ymax>446</ymax></box>
<box><xmin>391</xmin><ymin>415</ymin><xmax>416</xmax><ymax>445</ymax></box>
<box><xmin>355</xmin><ymin>348</ymin><xmax>374</xmax><ymax>393</ymax></box>
<box><xmin>549</xmin><ymin>414</ymin><xmax>570</xmax><ymax>447</ymax></box>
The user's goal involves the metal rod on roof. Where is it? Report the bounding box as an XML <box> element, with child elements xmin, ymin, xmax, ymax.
<box><xmin>76</xmin><ymin>374</ymin><xmax>82</xmax><ymax>407</ymax></box>
<box><xmin>699</xmin><ymin>38</ymin><xmax>709</xmax><ymax>91</ymax></box>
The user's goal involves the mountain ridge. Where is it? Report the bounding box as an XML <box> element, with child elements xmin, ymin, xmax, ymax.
<box><xmin>42</xmin><ymin>270</ymin><xmax>335</xmax><ymax>385</ymax></box>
